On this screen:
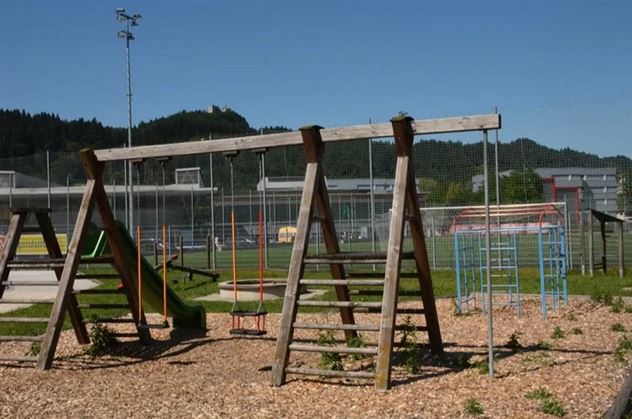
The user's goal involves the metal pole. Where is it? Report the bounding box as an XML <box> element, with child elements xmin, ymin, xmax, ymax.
<box><xmin>209</xmin><ymin>142</ymin><xmax>216</xmax><ymax>269</ymax></box>
<box><xmin>123</xmin><ymin>152</ymin><xmax>129</xmax><ymax>228</ymax></box>
<box><xmin>368</xmin><ymin>122</ymin><xmax>376</xmax><ymax>271</ymax></box>
<box><xmin>125</xmin><ymin>18</ymin><xmax>135</xmax><ymax>235</ymax></box>
<box><xmin>46</xmin><ymin>150</ymin><xmax>51</xmax><ymax>208</ymax></box>
<box><xmin>221</xmin><ymin>188</ymin><xmax>225</xmax><ymax>244</ymax></box>
<box><xmin>113</xmin><ymin>178</ymin><xmax>117</xmax><ymax>220</ymax></box>
<box><xmin>8</xmin><ymin>172</ymin><xmax>12</xmax><ymax>209</ymax></box>
<box><xmin>66</xmin><ymin>175</ymin><xmax>70</xmax><ymax>241</ymax></box>
<box><xmin>190</xmin><ymin>185</ymin><xmax>194</xmax><ymax>247</ymax></box>
<box><xmin>494</xmin><ymin>107</ymin><xmax>501</xmax><ymax>270</ymax></box>
<box><xmin>260</xmin><ymin>152</ymin><xmax>269</xmax><ymax>268</ymax></box>
<box><xmin>483</xmin><ymin>129</ymin><xmax>494</xmax><ymax>378</ymax></box>
<box><xmin>155</xmin><ymin>184</ymin><xmax>159</xmax><ymax>242</ymax></box>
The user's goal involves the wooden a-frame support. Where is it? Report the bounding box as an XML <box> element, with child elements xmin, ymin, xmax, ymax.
<box><xmin>0</xmin><ymin>150</ymin><xmax>152</xmax><ymax>370</ymax></box>
<box><xmin>271</xmin><ymin>116</ymin><xmax>443</xmax><ymax>390</ymax></box>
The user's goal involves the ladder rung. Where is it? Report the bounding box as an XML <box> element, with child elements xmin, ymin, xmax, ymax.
<box><xmin>0</xmin><ymin>299</ymin><xmax>54</xmax><ymax>304</ymax></box>
<box><xmin>394</xmin><ymin>324</ymin><xmax>428</xmax><ymax>332</ymax></box>
<box><xmin>7</xmin><ymin>261</ymin><xmax>64</xmax><ymax>269</ymax></box>
<box><xmin>0</xmin><ymin>317</ymin><xmax>49</xmax><ymax>323</ymax></box>
<box><xmin>285</xmin><ymin>367</ymin><xmax>374</xmax><ymax>379</ymax></box>
<box><xmin>77</xmin><ymin>304</ymin><xmax>130</xmax><ymax>309</ymax></box>
<box><xmin>1</xmin><ymin>281</ymin><xmax>59</xmax><ymax>286</ymax></box>
<box><xmin>293</xmin><ymin>322</ymin><xmax>380</xmax><ymax>332</ymax></box>
<box><xmin>303</xmin><ymin>252</ymin><xmax>415</xmax><ymax>265</ymax></box>
<box><xmin>0</xmin><ymin>355</ymin><xmax>38</xmax><ymax>363</ymax></box>
<box><xmin>0</xmin><ymin>335</ymin><xmax>44</xmax><ymax>342</ymax></box>
<box><xmin>297</xmin><ymin>300</ymin><xmax>382</xmax><ymax>309</ymax></box>
<box><xmin>111</xmin><ymin>332</ymin><xmax>139</xmax><ymax>338</ymax></box>
<box><xmin>300</xmin><ymin>279</ymin><xmax>385</xmax><ymax>286</ymax></box>
<box><xmin>84</xmin><ymin>318</ymin><xmax>136</xmax><ymax>324</ymax></box>
<box><xmin>73</xmin><ymin>289</ymin><xmax>123</xmax><ymax>295</ymax></box>
<box><xmin>75</xmin><ymin>274</ymin><xmax>120</xmax><ymax>280</ymax></box>
<box><xmin>396</xmin><ymin>308</ymin><xmax>425</xmax><ymax>315</ymax></box>
<box><xmin>289</xmin><ymin>343</ymin><xmax>378</xmax><ymax>355</ymax></box>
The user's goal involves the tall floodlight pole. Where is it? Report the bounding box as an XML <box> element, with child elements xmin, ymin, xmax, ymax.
<box><xmin>116</xmin><ymin>8</ymin><xmax>141</xmax><ymax>232</ymax></box>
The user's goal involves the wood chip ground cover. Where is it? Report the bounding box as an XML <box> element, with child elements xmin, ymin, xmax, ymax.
<box><xmin>0</xmin><ymin>297</ymin><xmax>630</xmax><ymax>418</ymax></box>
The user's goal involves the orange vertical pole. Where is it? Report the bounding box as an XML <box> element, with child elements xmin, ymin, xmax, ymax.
<box><xmin>231</xmin><ymin>211</ymin><xmax>237</xmax><ymax>304</ymax></box>
<box><xmin>259</xmin><ymin>210</ymin><xmax>264</xmax><ymax>303</ymax></box>
<box><xmin>162</xmin><ymin>224</ymin><xmax>168</xmax><ymax>321</ymax></box>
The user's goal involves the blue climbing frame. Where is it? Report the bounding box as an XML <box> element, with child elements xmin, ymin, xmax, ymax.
<box><xmin>454</xmin><ymin>225</ymin><xmax>567</xmax><ymax>319</ymax></box>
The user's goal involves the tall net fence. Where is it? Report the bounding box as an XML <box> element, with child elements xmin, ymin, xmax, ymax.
<box><xmin>1</xmin><ymin>134</ymin><xmax>631</xmax><ymax>271</ymax></box>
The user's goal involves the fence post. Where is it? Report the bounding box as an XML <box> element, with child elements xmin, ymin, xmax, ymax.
<box><xmin>206</xmin><ymin>233</ymin><xmax>211</xmax><ymax>269</ymax></box>
<box><xmin>179</xmin><ymin>234</ymin><xmax>184</xmax><ymax>267</ymax></box>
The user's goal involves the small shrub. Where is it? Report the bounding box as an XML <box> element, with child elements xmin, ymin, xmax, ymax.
<box><xmin>27</xmin><ymin>341</ymin><xmax>41</xmax><ymax>357</ymax></box>
<box><xmin>505</xmin><ymin>331</ymin><xmax>523</xmax><ymax>351</ymax></box>
<box><xmin>463</xmin><ymin>398</ymin><xmax>485</xmax><ymax>416</ymax></box>
<box><xmin>347</xmin><ymin>334</ymin><xmax>367</xmax><ymax>361</ymax></box>
<box><xmin>566</xmin><ymin>312</ymin><xmax>577</xmax><ymax>321</ymax></box>
<box><xmin>451</xmin><ymin>298</ymin><xmax>460</xmax><ymax>316</ymax></box>
<box><xmin>472</xmin><ymin>359</ymin><xmax>489</xmax><ymax>375</ymax></box>
<box><xmin>85</xmin><ymin>321</ymin><xmax>118</xmax><ymax>358</ymax></box>
<box><xmin>611</xmin><ymin>297</ymin><xmax>625</xmax><ymax>313</ymax></box>
<box><xmin>551</xmin><ymin>327</ymin><xmax>565</xmax><ymax>340</ymax></box>
<box><xmin>526</xmin><ymin>388</ymin><xmax>553</xmax><ymax>400</ymax></box>
<box><xmin>591</xmin><ymin>291</ymin><xmax>613</xmax><ymax>306</ymax></box>
<box><xmin>612</xmin><ymin>323</ymin><xmax>626</xmax><ymax>333</ymax></box>
<box><xmin>317</xmin><ymin>330</ymin><xmax>343</xmax><ymax>371</ymax></box>
<box><xmin>525</xmin><ymin>388</ymin><xmax>566</xmax><ymax>417</ymax></box>
<box><xmin>624</xmin><ymin>305</ymin><xmax>632</xmax><ymax>314</ymax></box>
<box><xmin>570</xmin><ymin>327</ymin><xmax>583</xmax><ymax>335</ymax></box>
<box><xmin>541</xmin><ymin>398</ymin><xmax>567</xmax><ymax>417</ymax></box>
<box><xmin>537</xmin><ymin>340</ymin><xmax>553</xmax><ymax>350</ymax></box>
<box><xmin>615</xmin><ymin>336</ymin><xmax>632</xmax><ymax>363</ymax></box>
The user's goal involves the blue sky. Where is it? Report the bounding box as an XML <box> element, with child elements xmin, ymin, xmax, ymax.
<box><xmin>1</xmin><ymin>1</ymin><xmax>630</xmax><ymax>156</ymax></box>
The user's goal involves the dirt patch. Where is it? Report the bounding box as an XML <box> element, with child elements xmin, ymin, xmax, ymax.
<box><xmin>0</xmin><ymin>297</ymin><xmax>630</xmax><ymax>418</ymax></box>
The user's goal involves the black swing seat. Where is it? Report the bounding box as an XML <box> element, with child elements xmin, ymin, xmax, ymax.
<box><xmin>229</xmin><ymin>310</ymin><xmax>268</xmax><ymax>336</ymax></box>
<box><xmin>137</xmin><ymin>319</ymin><xmax>170</xmax><ymax>330</ymax></box>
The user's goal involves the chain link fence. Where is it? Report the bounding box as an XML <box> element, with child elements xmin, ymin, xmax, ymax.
<box><xmin>1</xmin><ymin>136</ymin><xmax>631</xmax><ymax>271</ymax></box>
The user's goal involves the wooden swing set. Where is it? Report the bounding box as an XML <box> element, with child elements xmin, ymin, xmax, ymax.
<box><xmin>0</xmin><ymin>112</ymin><xmax>499</xmax><ymax>391</ymax></box>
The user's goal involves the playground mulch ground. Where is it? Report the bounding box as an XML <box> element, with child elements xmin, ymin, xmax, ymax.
<box><xmin>1</xmin><ymin>297</ymin><xmax>630</xmax><ymax>418</ymax></box>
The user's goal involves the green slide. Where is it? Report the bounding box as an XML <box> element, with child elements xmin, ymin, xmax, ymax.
<box><xmin>115</xmin><ymin>222</ymin><xmax>206</xmax><ymax>330</ymax></box>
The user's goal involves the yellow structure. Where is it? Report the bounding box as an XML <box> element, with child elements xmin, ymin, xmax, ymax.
<box><xmin>17</xmin><ymin>233</ymin><xmax>68</xmax><ymax>255</ymax></box>
<box><xmin>277</xmin><ymin>226</ymin><xmax>296</xmax><ymax>243</ymax></box>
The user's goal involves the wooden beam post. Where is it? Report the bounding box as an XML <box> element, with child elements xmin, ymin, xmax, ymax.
<box><xmin>79</xmin><ymin>149</ymin><xmax>151</xmax><ymax>345</ymax></box>
<box><xmin>37</xmin><ymin>179</ymin><xmax>98</xmax><ymax>370</ymax></box>
<box><xmin>301</xmin><ymin>126</ymin><xmax>355</xmax><ymax>338</ymax></box>
<box><xmin>396</xmin><ymin>118</ymin><xmax>443</xmax><ymax>355</ymax></box>
<box><xmin>375</xmin><ymin>116</ymin><xmax>413</xmax><ymax>390</ymax></box>
<box><xmin>271</xmin><ymin>157</ymin><xmax>319</xmax><ymax>387</ymax></box>
<box><xmin>578</xmin><ymin>210</ymin><xmax>586</xmax><ymax>275</ymax></box>
<box><xmin>35</xmin><ymin>211</ymin><xmax>89</xmax><ymax>344</ymax></box>
<box><xmin>0</xmin><ymin>211</ymin><xmax>27</xmax><ymax>299</ymax></box>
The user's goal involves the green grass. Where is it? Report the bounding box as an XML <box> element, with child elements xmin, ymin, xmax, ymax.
<box><xmin>525</xmin><ymin>388</ymin><xmax>566</xmax><ymax>417</ymax></box>
<box><xmin>463</xmin><ymin>398</ymin><xmax>485</xmax><ymax>416</ymax></box>
<box><xmin>1</xmin><ymin>252</ymin><xmax>631</xmax><ymax>338</ymax></box>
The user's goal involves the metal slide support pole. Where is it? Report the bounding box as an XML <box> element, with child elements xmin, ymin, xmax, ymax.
<box><xmin>483</xmin><ymin>129</ymin><xmax>494</xmax><ymax>379</ymax></box>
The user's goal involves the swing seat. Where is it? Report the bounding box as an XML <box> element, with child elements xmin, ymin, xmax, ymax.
<box><xmin>229</xmin><ymin>310</ymin><xmax>267</xmax><ymax>336</ymax></box>
<box><xmin>138</xmin><ymin>319</ymin><xmax>170</xmax><ymax>330</ymax></box>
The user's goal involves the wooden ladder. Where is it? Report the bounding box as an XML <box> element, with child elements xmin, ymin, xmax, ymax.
<box><xmin>271</xmin><ymin>117</ymin><xmax>443</xmax><ymax>390</ymax></box>
<box><xmin>0</xmin><ymin>152</ymin><xmax>153</xmax><ymax>369</ymax></box>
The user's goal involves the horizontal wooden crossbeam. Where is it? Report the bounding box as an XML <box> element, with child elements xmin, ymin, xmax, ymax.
<box><xmin>93</xmin><ymin>114</ymin><xmax>500</xmax><ymax>162</ymax></box>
